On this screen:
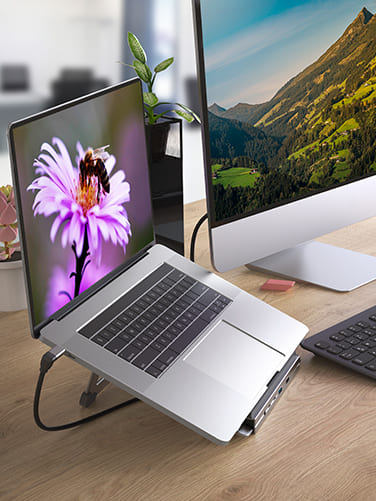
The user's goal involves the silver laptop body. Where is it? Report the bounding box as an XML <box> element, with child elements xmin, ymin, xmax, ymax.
<box><xmin>8</xmin><ymin>79</ymin><xmax>307</xmax><ymax>444</ymax></box>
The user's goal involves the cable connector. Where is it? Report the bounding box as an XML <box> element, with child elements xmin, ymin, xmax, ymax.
<box><xmin>40</xmin><ymin>346</ymin><xmax>66</xmax><ymax>374</ymax></box>
<box><xmin>34</xmin><ymin>345</ymin><xmax>139</xmax><ymax>431</ymax></box>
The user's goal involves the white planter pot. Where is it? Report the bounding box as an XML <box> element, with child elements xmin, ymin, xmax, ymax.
<box><xmin>0</xmin><ymin>259</ymin><xmax>27</xmax><ymax>311</ymax></box>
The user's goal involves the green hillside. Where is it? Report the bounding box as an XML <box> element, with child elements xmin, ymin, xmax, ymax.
<box><xmin>209</xmin><ymin>7</ymin><xmax>376</xmax><ymax>222</ymax></box>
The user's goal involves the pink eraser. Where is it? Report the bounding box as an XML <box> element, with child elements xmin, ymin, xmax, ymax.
<box><xmin>261</xmin><ymin>279</ymin><xmax>295</xmax><ymax>291</ymax></box>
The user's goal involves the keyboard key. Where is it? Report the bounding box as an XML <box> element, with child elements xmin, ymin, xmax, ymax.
<box><xmin>168</xmin><ymin>269</ymin><xmax>185</xmax><ymax>282</ymax></box>
<box><xmin>200</xmin><ymin>309</ymin><xmax>218</xmax><ymax>323</ymax></box>
<box><xmin>118</xmin><ymin>331</ymin><xmax>133</xmax><ymax>343</ymax></box>
<box><xmin>139</xmin><ymin>333</ymin><xmax>152</xmax><ymax>344</ymax></box>
<box><xmin>98</xmin><ymin>329</ymin><xmax>115</xmax><ymax>341</ymax></box>
<box><xmin>347</xmin><ymin>337</ymin><xmax>360</xmax><ymax>346</ymax></box>
<box><xmin>348</xmin><ymin>325</ymin><xmax>362</xmax><ymax>333</ymax></box>
<box><xmin>314</xmin><ymin>341</ymin><xmax>330</xmax><ymax>349</ymax></box>
<box><xmin>151</xmin><ymin>341</ymin><xmax>164</xmax><ymax>352</ymax></box>
<box><xmin>340</xmin><ymin>350</ymin><xmax>358</xmax><ymax>360</ymax></box>
<box><xmin>107</xmin><ymin>324</ymin><xmax>120</xmax><ymax>335</ymax></box>
<box><xmin>356</xmin><ymin>321</ymin><xmax>369</xmax><ymax>328</ymax></box>
<box><xmin>105</xmin><ymin>336</ymin><xmax>128</xmax><ymax>354</ymax></box>
<box><xmin>354</xmin><ymin>345</ymin><xmax>368</xmax><ymax>353</ymax></box>
<box><xmin>146</xmin><ymin>366</ymin><xmax>163</xmax><ymax>378</ymax></box>
<box><xmin>352</xmin><ymin>353</ymin><xmax>375</xmax><ymax>366</ymax></box>
<box><xmin>327</xmin><ymin>346</ymin><xmax>343</xmax><ymax>355</ymax></box>
<box><xmin>132</xmin><ymin>339</ymin><xmax>147</xmax><ymax>350</ymax></box>
<box><xmin>336</xmin><ymin>341</ymin><xmax>351</xmax><ymax>350</ymax></box>
<box><xmin>113</xmin><ymin>318</ymin><xmax>126</xmax><ymax>330</ymax></box>
<box><xmin>190</xmin><ymin>283</ymin><xmax>208</xmax><ymax>295</ymax></box>
<box><xmin>329</xmin><ymin>333</ymin><xmax>344</xmax><ymax>342</ymax></box>
<box><xmin>157</xmin><ymin>349</ymin><xmax>179</xmax><ymax>365</ymax></box>
<box><xmin>158</xmin><ymin>336</ymin><xmax>170</xmax><ymax>347</ymax></box>
<box><xmin>365</xmin><ymin>362</ymin><xmax>376</xmax><ymax>371</ymax></box>
<box><xmin>363</xmin><ymin>340</ymin><xmax>376</xmax><ymax>348</ymax></box>
<box><xmin>198</xmin><ymin>289</ymin><xmax>219</xmax><ymax>307</ymax></box>
<box><xmin>354</xmin><ymin>332</ymin><xmax>369</xmax><ymax>341</ymax></box>
<box><xmin>124</xmin><ymin>326</ymin><xmax>139</xmax><ymax>338</ymax></box>
<box><xmin>132</xmin><ymin>346</ymin><xmax>159</xmax><ymax>370</ymax></box>
<box><xmin>118</xmin><ymin>344</ymin><xmax>141</xmax><ymax>362</ymax></box>
<box><xmin>92</xmin><ymin>334</ymin><xmax>109</xmax><ymax>346</ymax></box>
<box><xmin>170</xmin><ymin>318</ymin><xmax>208</xmax><ymax>354</ymax></box>
<box><xmin>152</xmin><ymin>360</ymin><xmax>167</xmax><ymax>371</ymax></box>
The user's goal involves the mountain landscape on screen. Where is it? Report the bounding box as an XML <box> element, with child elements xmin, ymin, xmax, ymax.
<box><xmin>208</xmin><ymin>7</ymin><xmax>376</xmax><ymax>221</ymax></box>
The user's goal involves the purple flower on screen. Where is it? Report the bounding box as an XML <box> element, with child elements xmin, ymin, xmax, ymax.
<box><xmin>28</xmin><ymin>137</ymin><xmax>131</xmax><ymax>260</ymax></box>
<box><xmin>28</xmin><ymin>137</ymin><xmax>131</xmax><ymax>299</ymax></box>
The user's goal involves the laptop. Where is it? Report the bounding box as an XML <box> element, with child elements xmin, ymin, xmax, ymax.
<box><xmin>8</xmin><ymin>78</ymin><xmax>308</xmax><ymax>444</ymax></box>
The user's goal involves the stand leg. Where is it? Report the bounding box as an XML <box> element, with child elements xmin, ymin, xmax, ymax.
<box><xmin>79</xmin><ymin>372</ymin><xmax>110</xmax><ymax>408</ymax></box>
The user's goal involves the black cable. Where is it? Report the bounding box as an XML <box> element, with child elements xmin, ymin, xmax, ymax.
<box><xmin>189</xmin><ymin>213</ymin><xmax>208</xmax><ymax>262</ymax></box>
<box><xmin>34</xmin><ymin>347</ymin><xmax>139</xmax><ymax>431</ymax></box>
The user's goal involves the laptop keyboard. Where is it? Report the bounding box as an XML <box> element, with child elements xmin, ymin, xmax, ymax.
<box><xmin>79</xmin><ymin>263</ymin><xmax>231</xmax><ymax>378</ymax></box>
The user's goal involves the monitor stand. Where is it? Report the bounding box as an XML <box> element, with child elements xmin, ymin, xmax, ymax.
<box><xmin>246</xmin><ymin>240</ymin><xmax>376</xmax><ymax>292</ymax></box>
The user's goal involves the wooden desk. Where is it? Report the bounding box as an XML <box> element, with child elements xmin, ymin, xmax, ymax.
<box><xmin>1</xmin><ymin>199</ymin><xmax>376</xmax><ymax>501</ymax></box>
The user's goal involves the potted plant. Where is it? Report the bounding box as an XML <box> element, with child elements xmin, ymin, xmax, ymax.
<box><xmin>0</xmin><ymin>184</ymin><xmax>27</xmax><ymax>311</ymax></box>
<box><xmin>120</xmin><ymin>32</ymin><xmax>200</xmax><ymax>161</ymax></box>
<box><xmin>119</xmin><ymin>32</ymin><xmax>200</xmax><ymax>255</ymax></box>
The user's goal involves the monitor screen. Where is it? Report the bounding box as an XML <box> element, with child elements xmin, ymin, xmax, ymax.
<box><xmin>9</xmin><ymin>79</ymin><xmax>154</xmax><ymax>328</ymax></box>
<box><xmin>197</xmin><ymin>0</ymin><xmax>376</xmax><ymax>224</ymax></box>
<box><xmin>193</xmin><ymin>0</ymin><xmax>376</xmax><ymax>290</ymax></box>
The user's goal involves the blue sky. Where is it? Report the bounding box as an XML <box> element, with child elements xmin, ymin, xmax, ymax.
<box><xmin>201</xmin><ymin>0</ymin><xmax>376</xmax><ymax>107</ymax></box>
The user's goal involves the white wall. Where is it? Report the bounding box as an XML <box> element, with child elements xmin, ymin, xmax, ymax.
<box><xmin>0</xmin><ymin>0</ymin><xmax>123</xmax><ymax>96</ymax></box>
<box><xmin>178</xmin><ymin>0</ymin><xmax>205</xmax><ymax>204</ymax></box>
<box><xmin>0</xmin><ymin>0</ymin><xmax>205</xmax><ymax>203</ymax></box>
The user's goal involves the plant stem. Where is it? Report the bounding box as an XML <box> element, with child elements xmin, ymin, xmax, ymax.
<box><xmin>73</xmin><ymin>227</ymin><xmax>90</xmax><ymax>298</ymax></box>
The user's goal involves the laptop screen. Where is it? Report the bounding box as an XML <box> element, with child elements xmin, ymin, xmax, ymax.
<box><xmin>9</xmin><ymin>79</ymin><xmax>154</xmax><ymax>330</ymax></box>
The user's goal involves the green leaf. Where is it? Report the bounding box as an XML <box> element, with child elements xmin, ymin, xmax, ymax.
<box><xmin>127</xmin><ymin>32</ymin><xmax>146</xmax><ymax>64</ymax></box>
<box><xmin>174</xmin><ymin>110</ymin><xmax>194</xmax><ymax>123</ymax></box>
<box><xmin>176</xmin><ymin>103</ymin><xmax>201</xmax><ymax>123</ymax></box>
<box><xmin>133</xmin><ymin>60</ymin><xmax>152</xmax><ymax>83</ymax></box>
<box><xmin>154</xmin><ymin>57</ymin><xmax>174</xmax><ymax>73</ymax></box>
<box><xmin>143</xmin><ymin>92</ymin><xmax>158</xmax><ymax>107</ymax></box>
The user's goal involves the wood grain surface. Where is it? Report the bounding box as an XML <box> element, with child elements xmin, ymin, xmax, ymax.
<box><xmin>1</xmin><ymin>199</ymin><xmax>376</xmax><ymax>501</ymax></box>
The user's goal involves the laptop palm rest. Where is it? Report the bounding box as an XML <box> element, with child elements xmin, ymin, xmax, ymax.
<box><xmin>183</xmin><ymin>321</ymin><xmax>284</xmax><ymax>396</ymax></box>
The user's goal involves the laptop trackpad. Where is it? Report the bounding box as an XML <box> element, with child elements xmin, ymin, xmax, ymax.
<box><xmin>184</xmin><ymin>321</ymin><xmax>284</xmax><ymax>396</ymax></box>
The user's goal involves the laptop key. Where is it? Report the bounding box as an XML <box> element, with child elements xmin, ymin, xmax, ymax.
<box><xmin>199</xmin><ymin>309</ymin><xmax>218</xmax><ymax>323</ymax></box>
<box><xmin>99</xmin><ymin>329</ymin><xmax>116</xmax><ymax>341</ymax></box>
<box><xmin>132</xmin><ymin>346</ymin><xmax>160</xmax><ymax>370</ymax></box>
<box><xmin>146</xmin><ymin>366</ymin><xmax>163</xmax><ymax>378</ymax></box>
<box><xmin>170</xmin><ymin>318</ymin><xmax>208</xmax><ymax>354</ymax></box>
<box><xmin>92</xmin><ymin>334</ymin><xmax>109</xmax><ymax>346</ymax></box>
<box><xmin>152</xmin><ymin>359</ymin><xmax>168</xmax><ymax>371</ymax></box>
<box><xmin>105</xmin><ymin>336</ymin><xmax>128</xmax><ymax>354</ymax></box>
<box><xmin>157</xmin><ymin>349</ymin><xmax>179</xmax><ymax>366</ymax></box>
<box><xmin>118</xmin><ymin>344</ymin><xmax>141</xmax><ymax>362</ymax></box>
<box><xmin>198</xmin><ymin>289</ymin><xmax>219</xmax><ymax>307</ymax></box>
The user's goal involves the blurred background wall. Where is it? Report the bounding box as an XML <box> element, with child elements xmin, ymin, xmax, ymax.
<box><xmin>0</xmin><ymin>0</ymin><xmax>204</xmax><ymax>203</ymax></box>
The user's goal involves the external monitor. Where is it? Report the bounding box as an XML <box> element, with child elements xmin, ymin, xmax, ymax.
<box><xmin>193</xmin><ymin>0</ymin><xmax>376</xmax><ymax>291</ymax></box>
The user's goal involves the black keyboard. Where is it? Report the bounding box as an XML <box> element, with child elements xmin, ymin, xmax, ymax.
<box><xmin>301</xmin><ymin>305</ymin><xmax>376</xmax><ymax>380</ymax></box>
<box><xmin>79</xmin><ymin>263</ymin><xmax>231</xmax><ymax>378</ymax></box>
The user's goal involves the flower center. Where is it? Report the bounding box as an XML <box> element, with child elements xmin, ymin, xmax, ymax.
<box><xmin>75</xmin><ymin>178</ymin><xmax>99</xmax><ymax>216</ymax></box>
